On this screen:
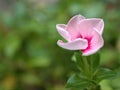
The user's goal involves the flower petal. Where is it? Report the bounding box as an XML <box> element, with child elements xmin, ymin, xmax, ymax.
<box><xmin>57</xmin><ymin>38</ymin><xmax>88</xmax><ymax>50</ymax></box>
<box><xmin>67</xmin><ymin>14</ymin><xmax>85</xmax><ymax>28</ymax></box>
<box><xmin>56</xmin><ymin>24</ymin><xmax>71</xmax><ymax>41</ymax></box>
<box><xmin>94</xmin><ymin>19</ymin><xmax>104</xmax><ymax>35</ymax></box>
<box><xmin>82</xmin><ymin>30</ymin><xmax>104</xmax><ymax>56</ymax></box>
<box><xmin>66</xmin><ymin>15</ymin><xmax>85</xmax><ymax>40</ymax></box>
<box><xmin>77</xmin><ymin>18</ymin><xmax>104</xmax><ymax>38</ymax></box>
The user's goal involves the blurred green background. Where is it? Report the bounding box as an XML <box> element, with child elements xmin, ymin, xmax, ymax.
<box><xmin>0</xmin><ymin>0</ymin><xmax>120</xmax><ymax>90</ymax></box>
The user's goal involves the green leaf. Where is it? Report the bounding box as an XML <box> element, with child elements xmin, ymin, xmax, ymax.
<box><xmin>91</xmin><ymin>53</ymin><xmax>100</xmax><ymax>71</ymax></box>
<box><xmin>66</xmin><ymin>74</ymin><xmax>90</xmax><ymax>89</ymax></box>
<box><xmin>74</xmin><ymin>52</ymin><xmax>84</xmax><ymax>71</ymax></box>
<box><xmin>94</xmin><ymin>68</ymin><xmax>116</xmax><ymax>83</ymax></box>
<box><xmin>83</xmin><ymin>53</ymin><xmax>100</xmax><ymax>74</ymax></box>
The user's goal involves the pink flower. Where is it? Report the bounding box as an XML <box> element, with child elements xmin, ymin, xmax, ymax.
<box><xmin>56</xmin><ymin>15</ymin><xmax>104</xmax><ymax>56</ymax></box>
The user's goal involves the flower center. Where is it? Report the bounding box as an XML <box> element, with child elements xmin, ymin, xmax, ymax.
<box><xmin>77</xmin><ymin>35</ymin><xmax>92</xmax><ymax>52</ymax></box>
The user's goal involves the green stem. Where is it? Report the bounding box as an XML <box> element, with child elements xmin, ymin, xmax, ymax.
<box><xmin>74</xmin><ymin>52</ymin><xmax>101</xmax><ymax>90</ymax></box>
<box><xmin>82</xmin><ymin>56</ymin><xmax>101</xmax><ymax>90</ymax></box>
<box><xmin>82</xmin><ymin>57</ymin><xmax>90</xmax><ymax>76</ymax></box>
<box><xmin>82</xmin><ymin>56</ymin><xmax>93</xmax><ymax>79</ymax></box>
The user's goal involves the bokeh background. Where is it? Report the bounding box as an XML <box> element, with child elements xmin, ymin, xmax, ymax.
<box><xmin>0</xmin><ymin>0</ymin><xmax>120</xmax><ymax>90</ymax></box>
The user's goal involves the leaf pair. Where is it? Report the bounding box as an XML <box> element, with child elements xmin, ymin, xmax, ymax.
<box><xmin>66</xmin><ymin>52</ymin><xmax>117</xmax><ymax>90</ymax></box>
<box><xmin>66</xmin><ymin>74</ymin><xmax>90</xmax><ymax>90</ymax></box>
<box><xmin>74</xmin><ymin>52</ymin><xmax>100</xmax><ymax>76</ymax></box>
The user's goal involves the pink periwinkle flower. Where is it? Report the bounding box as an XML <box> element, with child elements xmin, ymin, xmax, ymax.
<box><xmin>56</xmin><ymin>15</ymin><xmax>104</xmax><ymax>56</ymax></box>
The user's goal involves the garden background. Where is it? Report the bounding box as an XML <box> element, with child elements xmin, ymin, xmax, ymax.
<box><xmin>0</xmin><ymin>0</ymin><xmax>120</xmax><ymax>90</ymax></box>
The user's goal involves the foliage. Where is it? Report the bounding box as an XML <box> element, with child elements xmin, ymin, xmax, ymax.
<box><xmin>66</xmin><ymin>52</ymin><xmax>116</xmax><ymax>90</ymax></box>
